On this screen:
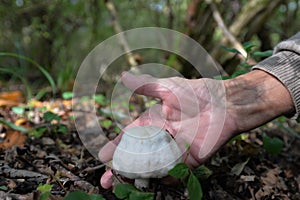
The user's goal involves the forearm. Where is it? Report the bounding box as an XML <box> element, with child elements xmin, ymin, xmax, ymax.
<box><xmin>224</xmin><ymin>70</ymin><xmax>295</xmax><ymax>133</ymax></box>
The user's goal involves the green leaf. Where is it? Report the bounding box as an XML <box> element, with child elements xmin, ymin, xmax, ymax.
<box><xmin>89</xmin><ymin>194</ymin><xmax>106</xmax><ymax>200</ymax></box>
<box><xmin>253</xmin><ymin>50</ymin><xmax>273</xmax><ymax>57</ymax></box>
<box><xmin>62</xmin><ymin>91</ymin><xmax>73</xmax><ymax>100</ymax></box>
<box><xmin>114</xmin><ymin>125</ymin><xmax>121</xmax><ymax>134</ymax></box>
<box><xmin>0</xmin><ymin>52</ymin><xmax>56</xmax><ymax>95</ymax></box>
<box><xmin>230</xmin><ymin>69</ymin><xmax>249</xmax><ymax>78</ymax></box>
<box><xmin>100</xmin><ymin>119</ymin><xmax>112</xmax><ymax>129</ymax></box>
<box><xmin>37</xmin><ymin>183</ymin><xmax>53</xmax><ymax>200</ymax></box>
<box><xmin>114</xmin><ymin>184</ymin><xmax>137</xmax><ymax>199</ymax></box>
<box><xmin>220</xmin><ymin>45</ymin><xmax>240</xmax><ymax>54</ymax></box>
<box><xmin>40</xmin><ymin>192</ymin><xmax>51</xmax><ymax>200</ymax></box>
<box><xmin>187</xmin><ymin>173</ymin><xmax>203</xmax><ymax>200</ymax></box>
<box><xmin>43</xmin><ymin>111</ymin><xmax>61</xmax><ymax>122</ymax></box>
<box><xmin>93</xmin><ymin>94</ymin><xmax>107</xmax><ymax>106</ymax></box>
<box><xmin>12</xmin><ymin>106</ymin><xmax>25</xmax><ymax>115</ymax></box>
<box><xmin>58</xmin><ymin>124</ymin><xmax>68</xmax><ymax>134</ymax></box>
<box><xmin>29</xmin><ymin>129</ymin><xmax>44</xmax><ymax>138</ymax></box>
<box><xmin>64</xmin><ymin>190</ymin><xmax>105</xmax><ymax>200</ymax></box>
<box><xmin>230</xmin><ymin>158</ymin><xmax>250</xmax><ymax>176</ymax></box>
<box><xmin>37</xmin><ymin>183</ymin><xmax>53</xmax><ymax>193</ymax></box>
<box><xmin>0</xmin><ymin>185</ymin><xmax>7</xmax><ymax>191</ymax></box>
<box><xmin>193</xmin><ymin>165</ymin><xmax>212</xmax><ymax>180</ymax></box>
<box><xmin>0</xmin><ymin>119</ymin><xmax>28</xmax><ymax>132</ymax></box>
<box><xmin>129</xmin><ymin>190</ymin><xmax>154</xmax><ymax>200</ymax></box>
<box><xmin>168</xmin><ymin>163</ymin><xmax>189</xmax><ymax>179</ymax></box>
<box><xmin>242</xmin><ymin>42</ymin><xmax>255</xmax><ymax>53</ymax></box>
<box><xmin>263</xmin><ymin>133</ymin><xmax>284</xmax><ymax>154</ymax></box>
<box><xmin>0</xmin><ymin>67</ymin><xmax>32</xmax><ymax>99</ymax></box>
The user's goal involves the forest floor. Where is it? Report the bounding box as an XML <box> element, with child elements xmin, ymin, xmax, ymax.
<box><xmin>0</xmin><ymin>92</ymin><xmax>300</xmax><ymax>200</ymax></box>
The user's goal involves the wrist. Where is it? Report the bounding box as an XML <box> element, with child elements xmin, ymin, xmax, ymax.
<box><xmin>224</xmin><ymin>70</ymin><xmax>295</xmax><ymax>133</ymax></box>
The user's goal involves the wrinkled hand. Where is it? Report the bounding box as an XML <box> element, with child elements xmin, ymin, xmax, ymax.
<box><xmin>98</xmin><ymin>72</ymin><xmax>238</xmax><ymax>188</ymax></box>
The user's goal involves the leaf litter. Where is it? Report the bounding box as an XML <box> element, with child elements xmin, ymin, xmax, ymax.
<box><xmin>0</xmin><ymin>91</ymin><xmax>299</xmax><ymax>199</ymax></box>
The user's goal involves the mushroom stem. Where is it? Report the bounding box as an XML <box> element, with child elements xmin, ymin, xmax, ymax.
<box><xmin>134</xmin><ymin>178</ymin><xmax>149</xmax><ymax>189</ymax></box>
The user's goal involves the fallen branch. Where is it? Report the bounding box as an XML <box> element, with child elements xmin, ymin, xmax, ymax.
<box><xmin>0</xmin><ymin>164</ymin><xmax>48</xmax><ymax>179</ymax></box>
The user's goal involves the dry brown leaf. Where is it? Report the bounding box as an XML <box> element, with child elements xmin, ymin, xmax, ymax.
<box><xmin>0</xmin><ymin>130</ymin><xmax>26</xmax><ymax>149</ymax></box>
<box><xmin>0</xmin><ymin>91</ymin><xmax>24</xmax><ymax>106</ymax></box>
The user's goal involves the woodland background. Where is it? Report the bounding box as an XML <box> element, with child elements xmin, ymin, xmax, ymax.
<box><xmin>0</xmin><ymin>0</ymin><xmax>300</xmax><ymax>200</ymax></box>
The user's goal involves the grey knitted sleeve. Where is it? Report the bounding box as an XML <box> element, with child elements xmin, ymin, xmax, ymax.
<box><xmin>253</xmin><ymin>32</ymin><xmax>300</xmax><ymax>119</ymax></box>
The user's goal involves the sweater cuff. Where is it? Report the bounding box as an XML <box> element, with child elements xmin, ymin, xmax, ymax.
<box><xmin>252</xmin><ymin>51</ymin><xmax>300</xmax><ymax>119</ymax></box>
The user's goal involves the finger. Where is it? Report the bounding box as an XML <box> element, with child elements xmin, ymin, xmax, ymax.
<box><xmin>100</xmin><ymin>170</ymin><xmax>114</xmax><ymax>189</ymax></box>
<box><xmin>121</xmin><ymin>72</ymin><xmax>169</xmax><ymax>100</ymax></box>
<box><xmin>98</xmin><ymin>134</ymin><xmax>122</xmax><ymax>163</ymax></box>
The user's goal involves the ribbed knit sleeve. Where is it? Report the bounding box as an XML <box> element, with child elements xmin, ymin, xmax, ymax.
<box><xmin>253</xmin><ymin>32</ymin><xmax>300</xmax><ymax>119</ymax></box>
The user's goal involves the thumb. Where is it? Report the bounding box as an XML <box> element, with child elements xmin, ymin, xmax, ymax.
<box><xmin>121</xmin><ymin>72</ymin><xmax>169</xmax><ymax>100</ymax></box>
<box><xmin>100</xmin><ymin>170</ymin><xmax>114</xmax><ymax>189</ymax></box>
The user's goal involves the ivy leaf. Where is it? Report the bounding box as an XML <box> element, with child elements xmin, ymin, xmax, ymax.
<box><xmin>43</xmin><ymin>111</ymin><xmax>61</xmax><ymax>122</ymax></box>
<box><xmin>263</xmin><ymin>133</ymin><xmax>284</xmax><ymax>154</ymax></box>
<box><xmin>63</xmin><ymin>190</ymin><xmax>105</xmax><ymax>200</ymax></box>
<box><xmin>128</xmin><ymin>190</ymin><xmax>154</xmax><ymax>200</ymax></box>
<box><xmin>187</xmin><ymin>173</ymin><xmax>203</xmax><ymax>200</ymax></box>
<box><xmin>220</xmin><ymin>45</ymin><xmax>241</xmax><ymax>54</ymax></box>
<box><xmin>193</xmin><ymin>165</ymin><xmax>212</xmax><ymax>180</ymax></box>
<box><xmin>168</xmin><ymin>163</ymin><xmax>189</xmax><ymax>179</ymax></box>
<box><xmin>114</xmin><ymin>184</ymin><xmax>137</xmax><ymax>199</ymax></box>
<box><xmin>253</xmin><ymin>50</ymin><xmax>273</xmax><ymax>57</ymax></box>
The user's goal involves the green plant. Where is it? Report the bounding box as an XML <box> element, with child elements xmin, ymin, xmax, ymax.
<box><xmin>114</xmin><ymin>184</ymin><xmax>154</xmax><ymax>200</ymax></box>
<box><xmin>0</xmin><ymin>119</ymin><xmax>28</xmax><ymax>133</ymax></box>
<box><xmin>0</xmin><ymin>52</ymin><xmax>56</xmax><ymax>99</ymax></box>
<box><xmin>100</xmin><ymin>119</ymin><xmax>113</xmax><ymax>129</ymax></box>
<box><xmin>37</xmin><ymin>183</ymin><xmax>53</xmax><ymax>200</ymax></box>
<box><xmin>62</xmin><ymin>91</ymin><xmax>74</xmax><ymax>100</ymax></box>
<box><xmin>262</xmin><ymin>133</ymin><xmax>284</xmax><ymax>154</ymax></box>
<box><xmin>29</xmin><ymin>111</ymin><xmax>68</xmax><ymax>138</ymax></box>
<box><xmin>63</xmin><ymin>190</ymin><xmax>105</xmax><ymax>200</ymax></box>
<box><xmin>168</xmin><ymin>163</ymin><xmax>203</xmax><ymax>200</ymax></box>
<box><xmin>220</xmin><ymin>42</ymin><xmax>273</xmax><ymax>79</ymax></box>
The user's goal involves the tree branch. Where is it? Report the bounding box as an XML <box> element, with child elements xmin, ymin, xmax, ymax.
<box><xmin>104</xmin><ymin>0</ymin><xmax>138</xmax><ymax>69</ymax></box>
<box><xmin>209</xmin><ymin>2</ymin><xmax>247</xmax><ymax>58</ymax></box>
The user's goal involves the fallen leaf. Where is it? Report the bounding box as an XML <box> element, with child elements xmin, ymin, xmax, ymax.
<box><xmin>0</xmin><ymin>130</ymin><xmax>26</xmax><ymax>149</ymax></box>
<box><xmin>240</xmin><ymin>175</ymin><xmax>255</xmax><ymax>182</ymax></box>
<box><xmin>230</xmin><ymin>158</ymin><xmax>249</xmax><ymax>176</ymax></box>
<box><xmin>0</xmin><ymin>91</ymin><xmax>24</xmax><ymax>106</ymax></box>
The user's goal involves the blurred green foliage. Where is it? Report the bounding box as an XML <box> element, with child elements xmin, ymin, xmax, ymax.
<box><xmin>0</xmin><ymin>0</ymin><xmax>300</xmax><ymax>94</ymax></box>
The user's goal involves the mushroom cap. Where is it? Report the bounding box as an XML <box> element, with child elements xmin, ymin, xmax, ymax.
<box><xmin>112</xmin><ymin>126</ymin><xmax>182</xmax><ymax>179</ymax></box>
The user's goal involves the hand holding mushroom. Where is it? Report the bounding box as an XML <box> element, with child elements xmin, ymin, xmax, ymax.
<box><xmin>99</xmin><ymin>72</ymin><xmax>235</xmax><ymax>189</ymax></box>
<box><xmin>99</xmin><ymin>70</ymin><xmax>294</xmax><ymax>189</ymax></box>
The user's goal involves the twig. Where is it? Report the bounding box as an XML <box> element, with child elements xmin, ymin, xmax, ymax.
<box><xmin>81</xmin><ymin>164</ymin><xmax>106</xmax><ymax>174</ymax></box>
<box><xmin>104</xmin><ymin>0</ymin><xmax>139</xmax><ymax>73</ymax></box>
<box><xmin>165</xmin><ymin>0</ymin><xmax>174</xmax><ymax>29</ymax></box>
<box><xmin>209</xmin><ymin>2</ymin><xmax>247</xmax><ymax>58</ymax></box>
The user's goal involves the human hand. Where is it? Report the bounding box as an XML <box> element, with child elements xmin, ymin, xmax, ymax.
<box><xmin>99</xmin><ymin>70</ymin><xmax>294</xmax><ymax>189</ymax></box>
<box><xmin>98</xmin><ymin>72</ymin><xmax>237</xmax><ymax>188</ymax></box>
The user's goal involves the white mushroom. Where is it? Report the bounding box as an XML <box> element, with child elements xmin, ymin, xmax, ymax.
<box><xmin>112</xmin><ymin>126</ymin><xmax>182</xmax><ymax>189</ymax></box>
